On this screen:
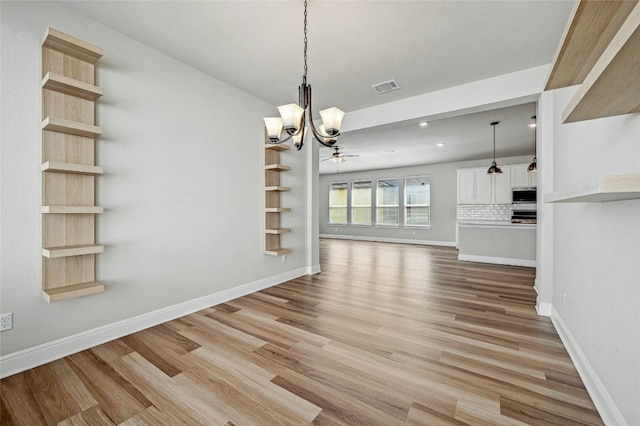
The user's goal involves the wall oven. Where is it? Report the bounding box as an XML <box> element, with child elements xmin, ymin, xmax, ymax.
<box><xmin>511</xmin><ymin>187</ymin><xmax>537</xmax><ymax>223</ymax></box>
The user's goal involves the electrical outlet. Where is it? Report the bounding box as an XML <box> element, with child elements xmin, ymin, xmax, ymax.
<box><xmin>562</xmin><ymin>290</ymin><xmax>566</xmax><ymax>305</ymax></box>
<box><xmin>0</xmin><ymin>313</ymin><xmax>12</xmax><ymax>331</ymax></box>
<box><xmin>281</xmin><ymin>255</ymin><xmax>287</xmax><ymax>263</ymax></box>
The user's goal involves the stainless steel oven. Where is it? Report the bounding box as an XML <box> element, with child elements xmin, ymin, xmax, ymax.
<box><xmin>512</xmin><ymin>187</ymin><xmax>537</xmax><ymax>204</ymax></box>
<box><xmin>511</xmin><ymin>187</ymin><xmax>537</xmax><ymax>223</ymax></box>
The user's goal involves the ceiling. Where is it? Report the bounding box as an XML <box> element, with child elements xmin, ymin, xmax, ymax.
<box><xmin>59</xmin><ymin>0</ymin><xmax>574</xmax><ymax>173</ymax></box>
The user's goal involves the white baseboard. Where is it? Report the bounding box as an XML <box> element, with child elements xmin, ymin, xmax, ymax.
<box><xmin>535</xmin><ymin>301</ymin><xmax>552</xmax><ymax>317</ymax></box>
<box><xmin>551</xmin><ymin>307</ymin><xmax>627</xmax><ymax>426</ymax></box>
<box><xmin>0</xmin><ymin>267</ymin><xmax>309</xmax><ymax>379</ymax></box>
<box><xmin>307</xmin><ymin>264</ymin><xmax>321</xmax><ymax>275</ymax></box>
<box><xmin>458</xmin><ymin>253</ymin><xmax>536</xmax><ymax>268</ymax></box>
<box><xmin>319</xmin><ymin>234</ymin><xmax>457</xmax><ymax>247</ymax></box>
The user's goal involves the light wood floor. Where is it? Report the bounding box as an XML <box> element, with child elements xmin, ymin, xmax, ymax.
<box><xmin>1</xmin><ymin>239</ymin><xmax>603</xmax><ymax>425</ymax></box>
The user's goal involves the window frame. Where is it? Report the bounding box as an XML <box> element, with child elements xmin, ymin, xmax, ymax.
<box><xmin>350</xmin><ymin>180</ymin><xmax>373</xmax><ymax>226</ymax></box>
<box><xmin>404</xmin><ymin>175</ymin><xmax>431</xmax><ymax>228</ymax></box>
<box><xmin>328</xmin><ymin>181</ymin><xmax>349</xmax><ymax>225</ymax></box>
<box><xmin>375</xmin><ymin>177</ymin><xmax>400</xmax><ymax>227</ymax></box>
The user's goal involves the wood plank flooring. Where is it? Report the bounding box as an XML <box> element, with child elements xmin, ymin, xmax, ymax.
<box><xmin>1</xmin><ymin>239</ymin><xmax>603</xmax><ymax>425</ymax></box>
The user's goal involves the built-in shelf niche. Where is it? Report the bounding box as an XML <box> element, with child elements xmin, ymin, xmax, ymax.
<box><xmin>545</xmin><ymin>174</ymin><xmax>640</xmax><ymax>203</ymax></box>
<box><xmin>264</xmin><ymin>142</ymin><xmax>292</xmax><ymax>256</ymax></box>
<box><xmin>41</xmin><ymin>27</ymin><xmax>105</xmax><ymax>302</ymax></box>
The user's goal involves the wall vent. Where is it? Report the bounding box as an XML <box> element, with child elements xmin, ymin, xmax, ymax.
<box><xmin>372</xmin><ymin>79</ymin><xmax>401</xmax><ymax>94</ymax></box>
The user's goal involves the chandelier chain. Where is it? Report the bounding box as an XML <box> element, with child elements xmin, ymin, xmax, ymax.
<box><xmin>303</xmin><ymin>0</ymin><xmax>308</xmax><ymax>79</ymax></box>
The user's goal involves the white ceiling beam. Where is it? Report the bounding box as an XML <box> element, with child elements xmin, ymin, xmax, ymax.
<box><xmin>342</xmin><ymin>65</ymin><xmax>550</xmax><ymax>133</ymax></box>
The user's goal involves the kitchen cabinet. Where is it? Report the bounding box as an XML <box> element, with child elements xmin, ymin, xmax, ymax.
<box><xmin>494</xmin><ymin>170</ymin><xmax>512</xmax><ymax>204</ymax></box>
<box><xmin>457</xmin><ymin>169</ymin><xmax>475</xmax><ymax>204</ymax></box>
<box><xmin>511</xmin><ymin>164</ymin><xmax>537</xmax><ymax>187</ymax></box>
<box><xmin>474</xmin><ymin>170</ymin><xmax>492</xmax><ymax>204</ymax></box>
<box><xmin>457</xmin><ymin>166</ymin><xmax>514</xmax><ymax>205</ymax></box>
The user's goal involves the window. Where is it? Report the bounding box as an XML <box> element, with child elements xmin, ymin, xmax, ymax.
<box><xmin>351</xmin><ymin>181</ymin><xmax>372</xmax><ymax>225</ymax></box>
<box><xmin>329</xmin><ymin>182</ymin><xmax>348</xmax><ymax>224</ymax></box>
<box><xmin>376</xmin><ymin>178</ymin><xmax>399</xmax><ymax>225</ymax></box>
<box><xmin>405</xmin><ymin>176</ymin><xmax>430</xmax><ymax>226</ymax></box>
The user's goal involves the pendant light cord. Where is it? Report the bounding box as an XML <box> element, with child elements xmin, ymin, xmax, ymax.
<box><xmin>303</xmin><ymin>0</ymin><xmax>308</xmax><ymax>81</ymax></box>
<box><xmin>493</xmin><ymin>123</ymin><xmax>496</xmax><ymax>160</ymax></box>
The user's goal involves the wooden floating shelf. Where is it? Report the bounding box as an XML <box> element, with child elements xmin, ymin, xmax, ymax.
<box><xmin>265</xmin><ymin>186</ymin><xmax>291</xmax><ymax>192</ymax></box>
<box><xmin>562</xmin><ymin>3</ymin><xmax>640</xmax><ymax>123</ymax></box>
<box><xmin>42</xmin><ymin>72</ymin><xmax>103</xmax><ymax>101</ymax></box>
<box><xmin>42</xmin><ymin>281</ymin><xmax>104</xmax><ymax>303</ymax></box>
<box><xmin>265</xmin><ymin>248</ymin><xmax>292</xmax><ymax>256</ymax></box>
<box><xmin>42</xmin><ymin>161</ymin><xmax>103</xmax><ymax>175</ymax></box>
<box><xmin>42</xmin><ymin>116</ymin><xmax>103</xmax><ymax>138</ymax></box>
<box><xmin>265</xmin><ymin>207</ymin><xmax>291</xmax><ymax>213</ymax></box>
<box><xmin>264</xmin><ymin>144</ymin><xmax>291</xmax><ymax>151</ymax></box>
<box><xmin>545</xmin><ymin>1</ymin><xmax>638</xmax><ymax>91</ymax></box>
<box><xmin>265</xmin><ymin>164</ymin><xmax>291</xmax><ymax>171</ymax></box>
<box><xmin>42</xmin><ymin>244</ymin><xmax>104</xmax><ymax>259</ymax></box>
<box><xmin>42</xmin><ymin>206</ymin><xmax>104</xmax><ymax>214</ymax></box>
<box><xmin>42</xmin><ymin>27</ymin><xmax>103</xmax><ymax>64</ymax></box>
<box><xmin>265</xmin><ymin>228</ymin><xmax>291</xmax><ymax>235</ymax></box>
<box><xmin>545</xmin><ymin>174</ymin><xmax>640</xmax><ymax>203</ymax></box>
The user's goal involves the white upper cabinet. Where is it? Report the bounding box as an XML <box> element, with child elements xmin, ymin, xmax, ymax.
<box><xmin>474</xmin><ymin>170</ymin><xmax>493</xmax><ymax>204</ymax></box>
<box><xmin>511</xmin><ymin>164</ymin><xmax>537</xmax><ymax>187</ymax></box>
<box><xmin>494</xmin><ymin>169</ymin><xmax>512</xmax><ymax>204</ymax></box>
<box><xmin>458</xmin><ymin>164</ymin><xmax>534</xmax><ymax>205</ymax></box>
<box><xmin>457</xmin><ymin>169</ymin><xmax>475</xmax><ymax>204</ymax></box>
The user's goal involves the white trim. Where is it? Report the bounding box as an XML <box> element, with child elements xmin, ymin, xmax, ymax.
<box><xmin>551</xmin><ymin>307</ymin><xmax>628</xmax><ymax>426</ymax></box>
<box><xmin>320</xmin><ymin>234</ymin><xmax>456</xmax><ymax>247</ymax></box>
<box><xmin>307</xmin><ymin>264</ymin><xmax>321</xmax><ymax>275</ymax></box>
<box><xmin>0</xmin><ymin>267</ymin><xmax>308</xmax><ymax>379</ymax></box>
<box><xmin>535</xmin><ymin>301</ymin><xmax>552</xmax><ymax>317</ymax></box>
<box><xmin>458</xmin><ymin>253</ymin><xmax>536</xmax><ymax>268</ymax></box>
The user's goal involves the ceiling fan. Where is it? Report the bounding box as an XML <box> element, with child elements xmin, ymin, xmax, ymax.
<box><xmin>320</xmin><ymin>146</ymin><xmax>360</xmax><ymax>163</ymax></box>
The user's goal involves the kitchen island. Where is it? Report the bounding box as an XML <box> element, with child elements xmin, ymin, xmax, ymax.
<box><xmin>457</xmin><ymin>221</ymin><xmax>536</xmax><ymax>267</ymax></box>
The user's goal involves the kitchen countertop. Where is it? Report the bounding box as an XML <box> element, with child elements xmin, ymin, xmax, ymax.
<box><xmin>457</xmin><ymin>220</ymin><xmax>537</xmax><ymax>229</ymax></box>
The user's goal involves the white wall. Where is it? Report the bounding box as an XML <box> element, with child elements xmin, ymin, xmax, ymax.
<box><xmin>539</xmin><ymin>86</ymin><xmax>639</xmax><ymax>425</ymax></box>
<box><xmin>0</xmin><ymin>1</ymin><xmax>313</xmax><ymax>361</ymax></box>
<box><xmin>318</xmin><ymin>155</ymin><xmax>533</xmax><ymax>245</ymax></box>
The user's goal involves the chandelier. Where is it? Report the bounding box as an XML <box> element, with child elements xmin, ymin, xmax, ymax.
<box><xmin>263</xmin><ymin>0</ymin><xmax>345</xmax><ymax>150</ymax></box>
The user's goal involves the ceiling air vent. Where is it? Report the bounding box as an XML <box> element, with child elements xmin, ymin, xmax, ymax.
<box><xmin>372</xmin><ymin>79</ymin><xmax>400</xmax><ymax>94</ymax></box>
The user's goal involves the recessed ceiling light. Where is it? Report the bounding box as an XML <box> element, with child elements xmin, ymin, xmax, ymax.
<box><xmin>436</xmin><ymin>142</ymin><xmax>444</xmax><ymax>147</ymax></box>
<box><xmin>419</xmin><ymin>121</ymin><xmax>428</xmax><ymax>127</ymax></box>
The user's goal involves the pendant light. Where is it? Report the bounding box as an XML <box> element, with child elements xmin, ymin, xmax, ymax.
<box><xmin>528</xmin><ymin>115</ymin><xmax>537</xmax><ymax>173</ymax></box>
<box><xmin>487</xmin><ymin>121</ymin><xmax>502</xmax><ymax>174</ymax></box>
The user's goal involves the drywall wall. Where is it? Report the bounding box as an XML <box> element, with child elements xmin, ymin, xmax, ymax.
<box><xmin>542</xmin><ymin>86</ymin><xmax>639</xmax><ymax>425</ymax></box>
<box><xmin>0</xmin><ymin>1</ymin><xmax>312</xmax><ymax>358</ymax></box>
<box><xmin>318</xmin><ymin>155</ymin><xmax>533</xmax><ymax>245</ymax></box>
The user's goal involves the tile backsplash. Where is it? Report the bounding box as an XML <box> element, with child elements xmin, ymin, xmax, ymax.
<box><xmin>457</xmin><ymin>204</ymin><xmax>512</xmax><ymax>222</ymax></box>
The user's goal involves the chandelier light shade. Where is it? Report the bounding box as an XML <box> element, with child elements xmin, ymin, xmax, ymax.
<box><xmin>264</xmin><ymin>117</ymin><xmax>284</xmax><ymax>142</ymax></box>
<box><xmin>263</xmin><ymin>0</ymin><xmax>345</xmax><ymax>150</ymax></box>
<box><xmin>487</xmin><ymin>121</ymin><xmax>503</xmax><ymax>174</ymax></box>
<box><xmin>528</xmin><ymin>115</ymin><xmax>537</xmax><ymax>173</ymax></box>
